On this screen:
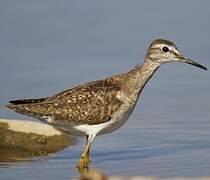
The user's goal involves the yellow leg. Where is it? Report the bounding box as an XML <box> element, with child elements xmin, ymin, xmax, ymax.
<box><xmin>85</xmin><ymin>135</ymin><xmax>92</xmax><ymax>163</ymax></box>
<box><xmin>77</xmin><ymin>134</ymin><xmax>95</xmax><ymax>173</ymax></box>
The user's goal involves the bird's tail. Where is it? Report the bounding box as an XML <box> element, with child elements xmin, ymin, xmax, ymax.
<box><xmin>5</xmin><ymin>97</ymin><xmax>47</xmax><ymax>114</ymax></box>
<box><xmin>8</xmin><ymin>98</ymin><xmax>47</xmax><ymax>105</ymax></box>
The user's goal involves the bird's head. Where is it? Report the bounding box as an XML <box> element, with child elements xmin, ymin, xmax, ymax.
<box><xmin>146</xmin><ymin>39</ymin><xmax>207</xmax><ymax>71</ymax></box>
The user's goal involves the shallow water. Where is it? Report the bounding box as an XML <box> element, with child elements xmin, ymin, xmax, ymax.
<box><xmin>0</xmin><ymin>109</ymin><xmax>210</xmax><ymax>179</ymax></box>
<box><xmin>0</xmin><ymin>1</ymin><xmax>210</xmax><ymax>179</ymax></box>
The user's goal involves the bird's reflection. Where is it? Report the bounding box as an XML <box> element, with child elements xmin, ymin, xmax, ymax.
<box><xmin>78</xmin><ymin>168</ymin><xmax>108</xmax><ymax>180</ymax></box>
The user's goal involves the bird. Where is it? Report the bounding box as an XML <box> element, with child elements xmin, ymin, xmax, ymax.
<box><xmin>6</xmin><ymin>39</ymin><xmax>207</xmax><ymax>172</ymax></box>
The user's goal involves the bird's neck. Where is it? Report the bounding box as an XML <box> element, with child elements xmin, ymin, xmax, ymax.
<box><xmin>123</xmin><ymin>59</ymin><xmax>161</xmax><ymax>98</ymax></box>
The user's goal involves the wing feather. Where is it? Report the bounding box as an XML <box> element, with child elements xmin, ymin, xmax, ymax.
<box><xmin>6</xmin><ymin>80</ymin><xmax>123</xmax><ymax>125</ymax></box>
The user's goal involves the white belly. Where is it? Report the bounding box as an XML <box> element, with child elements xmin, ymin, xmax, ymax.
<box><xmin>97</xmin><ymin>106</ymin><xmax>134</xmax><ymax>135</ymax></box>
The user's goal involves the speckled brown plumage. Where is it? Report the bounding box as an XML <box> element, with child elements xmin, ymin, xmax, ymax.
<box><xmin>6</xmin><ymin>78</ymin><xmax>126</xmax><ymax>125</ymax></box>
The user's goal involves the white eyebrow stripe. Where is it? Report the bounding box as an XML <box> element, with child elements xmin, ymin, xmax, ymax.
<box><xmin>153</xmin><ymin>43</ymin><xmax>178</xmax><ymax>53</ymax></box>
<box><xmin>154</xmin><ymin>44</ymin><xmax>171</xmax><ymax>49</ymax></box>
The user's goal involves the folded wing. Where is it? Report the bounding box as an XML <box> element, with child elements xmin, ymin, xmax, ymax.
<box><xmin>6</xmin><ymin>80</ymin><xmax>123</xmax><ymax>125</ymax></box>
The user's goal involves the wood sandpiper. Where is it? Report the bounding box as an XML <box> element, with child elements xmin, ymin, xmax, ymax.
<box><xmin>6</xmin><ymin>39</ymin><xmax>207</xmax><ymax>172</ymax></box>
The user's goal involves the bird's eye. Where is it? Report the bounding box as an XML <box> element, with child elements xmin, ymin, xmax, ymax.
<box><xmin>162</xmin><ymin>46</ymin><xmax>169</xmax><ymax>52</ymax></box>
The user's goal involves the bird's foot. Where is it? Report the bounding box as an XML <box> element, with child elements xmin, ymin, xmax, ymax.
<box><xmin>77</xmin><ymin>154</ymin><xmax>92</xmax><ymax>174</ymax></box>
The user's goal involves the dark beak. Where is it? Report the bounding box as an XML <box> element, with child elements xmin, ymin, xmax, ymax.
<box><xmin>179</xmin><ymin>55</ymin><xmax>207</xmax><ymax>71</ymax></box>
